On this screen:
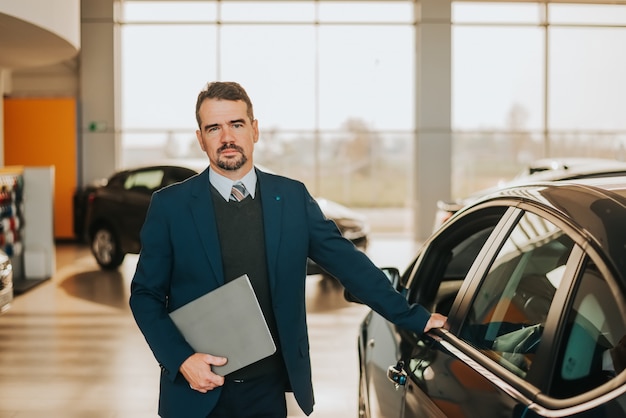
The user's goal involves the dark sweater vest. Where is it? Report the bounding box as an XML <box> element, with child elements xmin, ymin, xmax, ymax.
<box><xmin>211</xmin><ymin>185</ymin><xmax>285</xmax><ymax>381</ymax></box>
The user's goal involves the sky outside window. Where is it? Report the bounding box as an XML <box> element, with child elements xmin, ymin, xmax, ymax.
<box><xmin>452</xmin><ymin>25</ymin><xmax>544</xmax><ymax>131</ymax></box>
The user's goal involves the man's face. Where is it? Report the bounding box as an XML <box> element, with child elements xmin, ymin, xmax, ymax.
<box><xmin>195</xmin><ymin>98</ymin><xmax>259</xmax><ymax>179</ymax></box>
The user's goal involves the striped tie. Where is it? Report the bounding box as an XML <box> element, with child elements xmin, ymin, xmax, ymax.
<box><xmin>230</xmin><ymin>182</ymin><xmax>247</xmax><ymax>202</ymax></box>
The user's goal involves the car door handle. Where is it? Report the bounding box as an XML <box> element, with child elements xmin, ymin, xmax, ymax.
<box><xmin>387</xmin><ymin>361</ymin><xmax>408</xmax><ymax>388</ymax></box>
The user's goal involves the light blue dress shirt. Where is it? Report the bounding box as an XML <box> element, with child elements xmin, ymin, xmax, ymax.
<box><xmin>208</xmin><ymin>166</ymin><xmax>258</xmax><ymax>201</ymax></box>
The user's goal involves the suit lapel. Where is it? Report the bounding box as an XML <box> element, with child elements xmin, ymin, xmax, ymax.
<box><xmin>190</xmin><ymin>169</ymin><xmax>224</xmax><ymax>286</ymax></box>
<box><xmin>258</xmin><ymin>169</ymin><xmax>283</xmax><ymax>291</ymax></box>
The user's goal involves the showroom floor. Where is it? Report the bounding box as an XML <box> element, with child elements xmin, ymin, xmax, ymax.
<box><xmin>0</xmin><ymin>233</ymin><xmax>419</xmax><ymax>418</ymax></box>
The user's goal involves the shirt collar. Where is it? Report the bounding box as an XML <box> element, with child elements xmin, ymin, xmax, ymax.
<box><xmin>208</xmin><ymin>166</ymin><xmax>257</xmax><ymax>201</ymax></box>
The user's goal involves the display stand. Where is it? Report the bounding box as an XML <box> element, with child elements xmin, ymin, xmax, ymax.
<box><xmin>0</xmin><ymin>167</ymin><xmax>25</xmax><ymax>287</ymax></box>
<box><xmin>9</xmin><ymin>166</ymin><xmax>56</xmax><ymax>294</ymax></box>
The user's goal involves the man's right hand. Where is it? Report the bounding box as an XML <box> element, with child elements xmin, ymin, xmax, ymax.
<box><xmin>180</xmin><ymin>353</ymin><xmax>228</xmax><ymax>393</ymax></box>
<box><xmin>424</xmin><ymin>313</ymin><xmax>448</xmax><ymax>333</ymax></box>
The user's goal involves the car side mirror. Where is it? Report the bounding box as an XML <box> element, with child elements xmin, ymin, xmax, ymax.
<box><xmin>343</xmin><ymin>267</ymin><xmax>401</xmax><ymax>304</ymax></box>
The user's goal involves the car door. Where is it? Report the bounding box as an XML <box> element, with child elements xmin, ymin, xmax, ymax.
<box><xmin>362</xmin><ymin>205</ymin><xmax>509</xmax><ymax>418</ymax></box>
<box><xmin>400</xmin><ymin>207</ymin><xmax>582</xmax><ymax>417</ymax></box>
<box><xmin>398</xmin><ymin>205</ymin><xmax>521</xmax><ymax>417</ymax></box>
<box><xmin>405</xmin><ymin>209</ymin><xmax>608</xmax><ymax>417</ymax></box>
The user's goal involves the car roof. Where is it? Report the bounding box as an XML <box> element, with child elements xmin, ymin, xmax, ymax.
<box><xmin>457</xmin><ymin>175</ymin><xmax>626</xmax><ymax>283</ymax></box>
<box><xmin>463</xmin><ymin>158</ymin><xmax>626</xmax><ymax>202</ymax></box>
<box><xmin>516</xmin><ymin>157</ymin><xmax>626</xmax><ymax>177</ymax></box>
<box><xmin>470</xmin><ymin>175</ymin><xmax>626</xmax><ymax>220</ymax></box>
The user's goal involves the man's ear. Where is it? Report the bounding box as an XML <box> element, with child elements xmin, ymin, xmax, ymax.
<box><xmin>252</xmin><ymin>119</ymin><xmax>259</xmax><ymax>143</ymax></box>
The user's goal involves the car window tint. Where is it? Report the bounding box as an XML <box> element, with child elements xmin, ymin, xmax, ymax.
<box><xmin>432</xmin><ymin>227</ymin><xmax>496</xmax><ymax>315</ymax></box>
<box><xmin>164</xmin><ymin>167</ymin><xmax>197</xmax><ymax>186</ymax></box>
<box><xmin>407</xmin><ymin>206</ymin><xmax>507</xmax><ymax>316</ymax></box>
<box><xmin>107</xmin><ymin>173</ymin><xmax>126</xmax><ymax>188</ymax></box>
<box><xmin>124</xmin><ymin>170</ymin><xmax>165</xmax><ymax>193</ymax></box>
<box><xmin>460</xmin><ymin>211</ymin><xmax>575</xmax><ymax>379</ymax></box>
<box><xmin>550</xmin><ymin>259</ymin><xmax>626</xmax><ymax>398</ymax></box>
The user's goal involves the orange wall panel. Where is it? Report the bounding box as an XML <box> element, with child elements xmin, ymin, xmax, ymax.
<box><xmin>4</xmin><ymin>97</ymin><xmax>77</xmax><ymax>239</ymax></box>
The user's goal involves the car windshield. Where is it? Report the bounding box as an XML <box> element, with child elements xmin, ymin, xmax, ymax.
<box><xmin>124</xmin><ymin>170</ymin><xmax>165</xmax><ymax>192</ymax></box>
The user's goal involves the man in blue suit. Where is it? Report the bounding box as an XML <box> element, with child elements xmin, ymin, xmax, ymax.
<box><xmin>129</xmin><ymin>81</ymin><xmax>447</xmax><ymax>418</ymax></box>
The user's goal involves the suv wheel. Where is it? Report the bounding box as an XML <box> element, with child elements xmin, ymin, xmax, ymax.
<box><xmin>91</xmin><ymin>225</ymin><xmax>125</xmax><ymax>269</ymax></box>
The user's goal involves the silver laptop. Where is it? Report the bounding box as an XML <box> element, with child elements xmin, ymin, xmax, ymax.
<box><xmin>168</xmin><ymin>274</ymin><xmax>277</xmax><ymax>376</ymax></box>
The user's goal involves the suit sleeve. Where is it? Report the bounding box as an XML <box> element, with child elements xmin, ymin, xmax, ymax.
<box><xmin>129</xmin><ymin>191</ymin><xmax>195</xmax><ymax>381</ymax></box>
<box><xmin>303</xmin><ymin>188</ymin><xmax>430</xmax><ymax>334</ymax></box>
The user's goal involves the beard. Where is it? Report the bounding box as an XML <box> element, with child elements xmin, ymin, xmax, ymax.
<box><xmin>216</xmin><ymin>144</ymin><xmax>248</xmax><ymax>171</ymax></box>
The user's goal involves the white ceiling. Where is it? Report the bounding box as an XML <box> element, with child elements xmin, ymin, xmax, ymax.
<box><xmin>0</xmin><ymin>12</ymin><xmax>78</xmax><ymax>69</ymax></box>
<box><xmin>2</xmin><ymin>0</ymin><xmax>625</xmax><ymax>69</ymax></box>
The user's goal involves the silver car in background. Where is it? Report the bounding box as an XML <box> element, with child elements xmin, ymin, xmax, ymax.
<box><xmin>433</xmin><ymin>158</ymin><xmax>626</xmax><ymax>231</ymax></box>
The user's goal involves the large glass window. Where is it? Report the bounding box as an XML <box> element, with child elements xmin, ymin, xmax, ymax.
<box><xmin>119</xmin><ymin>1</ymin><xmax>626</xmax><ymax>220</ymax></box>
<box><xmin>319</xmin><ymin>25</ymin><xmax>414</xmax><ymax>131</ymax></box>
<box><xmin>121</xmin><ymin>24</ymin><xmax>217</xmax><ymax>131</ymax></box>
<box><xmin>220</xmin><ymin>24</ymin><xmax>317</xmax><ymax>130</ymax></box>
<box><xmin>451</xmin><ymin>1</ymin><xmax>626</xmax><ymax>200</ymax></box>
<box><xmin>119</xmin><ymin>0</ymin><xmax>414</xmax><ymax>209</ymax></box>
<box><xmin>452</xmin><ymin>26</ymin><xmax>544</xmax><ymax>131</ymax></box>
<box><xmin>549</xmin><ymin>27</ymin><xmax>626</xmax><ymax>132</ymax></box>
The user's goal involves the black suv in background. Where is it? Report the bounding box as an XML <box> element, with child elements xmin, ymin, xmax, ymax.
<box><xmin>77</xmin><ymin>165</ymin><xmax>197</xmax><ymax>269</ymax></box>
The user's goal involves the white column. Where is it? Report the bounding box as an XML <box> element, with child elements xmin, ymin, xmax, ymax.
<box><xmin>80</xmin><ymin>0</ymin><xmax>119</xmax><ymax>184</ymax></box>
<box><xmin>23</xmin><ymin>167</ymin><xmax>56</xmax><ymax>279</ymax></box>
<box><xmin>413</xmin><ymin>0</ymin><xmax>452</xmax><ymax>242</ymax></box>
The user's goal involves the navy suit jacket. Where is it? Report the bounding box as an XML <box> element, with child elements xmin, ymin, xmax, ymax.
<box><xmin>129</xmin><ymin>167</ymin><xmax>430</xmax><ymax>418</ymax></box>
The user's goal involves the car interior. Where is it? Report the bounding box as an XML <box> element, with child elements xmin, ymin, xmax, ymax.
<box><xmin>459</xmin><ymin>212</ymin><xmax>575</xmax><ymax>378</ymax></box>
<box><xmin>551</xmin><ymin>259</ymin><xmax>626</xmax><ymax>399</ymax></box>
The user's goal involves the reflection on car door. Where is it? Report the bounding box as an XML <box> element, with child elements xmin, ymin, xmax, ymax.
<box><xmin>364</xmin><ymin>312</ymin><xmax>406</xmax><ymax>418</ymax></box>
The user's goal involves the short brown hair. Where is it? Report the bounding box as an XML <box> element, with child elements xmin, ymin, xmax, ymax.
<box><xmin>195</xmin><ymin>81</ymin><xmax>255</xmax><ymax>128</ymax></box>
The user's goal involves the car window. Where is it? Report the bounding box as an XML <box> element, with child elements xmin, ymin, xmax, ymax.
<box><xmin>550</xmin><ymin>259</ymin><xmax>626</xmax><ymax>398</ymax></box>
<box><xmin>162</xmin><ymin>167</ymin><xmax>197</xmax><ymax>187</ymax></box>
<box><xmin>406</xmin><ymin>206</ymin><xmax>507</xmax><ymax>316</ymax></box>
<box><xmin>106</xmin><ymin>172</ymin><xmax>127</xmax><ymax>189</ymax></box>
<box><xmin>123</xmin><ymin>169</ymin><xmax>165</xmax><ymax>193</ymax></box>
<box><xmin>459</xmin><ymin>211</ymin><xmax>575</xmax><ymax>379</ymax></box>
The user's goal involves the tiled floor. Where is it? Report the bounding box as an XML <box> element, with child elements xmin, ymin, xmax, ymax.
<box><xmin>0</xmin><ymin>235</ymin><xmax>418</xmax><ymax>418</ymax></box>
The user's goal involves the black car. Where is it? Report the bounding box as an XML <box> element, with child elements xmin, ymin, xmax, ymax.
<box><xmin>76</xmin><ymin>164</ymin><xmax>369</xmax><ymax>270</ymax></box>
<box><xmin>353</xmin><ymin>176</ymin><xmax>626</xmax><ymax>417</ymax></box>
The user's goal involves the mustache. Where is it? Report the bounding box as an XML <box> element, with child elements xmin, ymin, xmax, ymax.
<box><xmin>218</xmin><ymin>144</ymin><xmax>244</xmax><ymax>153</ymax></box>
